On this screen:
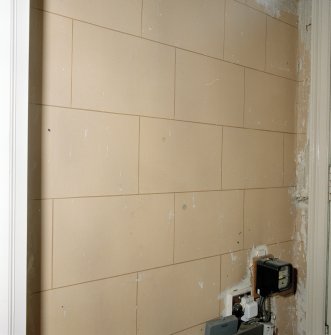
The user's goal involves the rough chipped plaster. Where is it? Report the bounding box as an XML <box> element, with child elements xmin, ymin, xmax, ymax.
<box><xmin>218</xmin><ymin>0</ymin><xmax>310</xmax><ymax>331</ymax></box>
<box><xmin>254</xmin><ymin>0</ymin><xmax>298</xmax><ymax>17</ymax></box>
<box><xmin>219</xmin><ymin>242</ymin><xmax>301</xmax><ymax>333</ymax></box>
<box><xmin>249</xmin><ymin>1</ymin><xmax>310</xmax><ymax>333</ymax></box>
<box><xmin>219</xmin><ymin>245</ymin><xmax>288</xmax><ymax>331</ymax></box>
<box><xmin>293</xmin><ymin>1</ymin><xmax>311</xmax><ymax>334</ymax></box>
<box><xmin>219</xmin><ymin>245</ymin><xmax>268</xmax><ymax>314</ymax></box>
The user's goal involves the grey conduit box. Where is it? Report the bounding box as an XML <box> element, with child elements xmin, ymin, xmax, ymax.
<box><xmin>205</xmin><ymin>315</ymin><xmax>238</xmax><ymax>335</ymax></box>
<box><xmin>237</xmin><ymin>323</ymin><xmax>264</xmax><ymax>335</ymax></box>
<box><xmin>205</xmin><ymin>316</ymin><xmax>264</xmax><ymax>335</ymax></box>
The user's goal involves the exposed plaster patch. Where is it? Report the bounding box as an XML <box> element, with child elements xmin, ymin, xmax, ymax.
<box><xmin>219</xmin><ymin>244</ymin><xmax>301</xmax><ymax>333</ymax></box>
<box><xmin>198</xmin><ymin>281</ymin><xmax>204</xmax><ymax>289</ymax></box>
<box><xmin>191</xmin><ymin>193</ymin><xmax>196</xmax><ymax>209</ymax></box>
<box><xmin>219</xmin><ymin>274</ymin><xmax>252</xmax><ymax>316</ymax></box>
<box><xmin>219</xmin><ymin>245</ymin><xmax>269</xmax><ymax>316</ymax></box>
<box><xmin>136</xmin><ymin>273</ymin><xmax>143</xmax><ymax>282</ymax></box>
<box><xmin>292</xmin><ymin>1</ymin><xmax>311</xmax><ymax>333</ymax></box>
<box><xmin>230</xmin><ymin>253</ymin><xmax>238</xmax><ymax>262</ymax></box>
<box><xmin>295</xmin><ymin>281</ymin><xmax>307</xmax><ymax>335</ymax></box>
<box><xmin>254</xmin><ymin>0</ymin><xmax>297</xmax><ymax>18</ymax></box>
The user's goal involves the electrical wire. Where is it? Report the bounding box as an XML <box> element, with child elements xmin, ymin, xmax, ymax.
<box><xmin>258</xmin><ymin>296</ymin><xmax>272</xmax><ymax>322</ymax></box>
<box><xmin>242</xmin><ymin>295</ymin><xmax>273</xmax><ymax>326</ymax></box>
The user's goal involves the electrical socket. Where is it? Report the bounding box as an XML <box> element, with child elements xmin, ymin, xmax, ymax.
<box><xmin>225</xmin><ymin>286</ymin><xmax>251</xmax><ymax>316</ymax></box>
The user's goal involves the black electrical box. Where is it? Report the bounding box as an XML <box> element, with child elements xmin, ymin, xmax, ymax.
<box><xmin>256</xmin><ymin>258</ymin><xmax>293</xmax><ymax>297</ymax></box>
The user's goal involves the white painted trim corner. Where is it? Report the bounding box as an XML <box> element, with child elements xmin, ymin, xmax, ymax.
<box><xmin>0</xmin><ymin>0</ymin><xmax>30</xmax><ymax>334</ymax></box>
<box><xmin>307</xmin><ymin>0</ymin><xmax>331</xmax><ymax>334</ymax></box>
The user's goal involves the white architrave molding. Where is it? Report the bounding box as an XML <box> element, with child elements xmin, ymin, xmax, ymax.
<box><xmin>0</xmin><ymin>0</ymin><xmax>29</xmax><ymax>334</ymax></box>
<box><xmin>11</xmin><ymin>0</ymin><xmax>30</xmax><ymax>333</ymax></box>
<box><xmin>0</xmin><ymin>1</ymin><xmax>13</xmax><ymax>332</ymax></box>
<box><xmin>307</xmin><ymin>0</ymin><xmax>331</xmax><ymax>334</ymax></box>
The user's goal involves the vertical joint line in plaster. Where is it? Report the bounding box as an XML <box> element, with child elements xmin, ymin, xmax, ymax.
<box><xmin>70</xmin><ymin>19</ymin><xmax>74</xmax><ymax>108</ymax></box>
<box><xmin>173</xmin><ymin>193</ymin><xmax>176</xmax><ymax>264</ymax></box>
<box><xmin>173</xmin><ymin>48</ymin><xmax>177</xmax><ymax>119</ymax></box>
<box><xmin>136</xmin><ymin>272</ymin><xmax>139</xmax><ymax>335</ymax></box>
<box><xmin>51</xmin><ymin>199</ymin><xmax>54</xmax><ymax>288</ymax></box>
<box><xmin>243</xmin><ymin>190</ymin><xmax>245</xmax><ymax>249</ymax></box>
<box><xmin>326</xmin><ymin>166</ymin><xmax>331</xmax><ymax>326</ymax></box>
<box><xmin>220</xmin><ymin>127</ymin><xmax>224</xmax><ymax>190</ymax></box>
<box><xmin>140</xmin><ymin>0</ymin><xmax>144</xmax><ymax>37</ymax></box>
<box><xmin>264</xmin><ymin>15</ymin><xmax>268</xmax><ymax>71</ymax></box>
<box><xmin>138</xmin><ymin>117</ymin><xmax>141</xmax><ymax>194</ymax></box>
<box><xmin>282</xmin><ymin>134</ymin><xmax>285</xmax><ymax>186</ymax></box>
<box><xmin>222</xmin><ymin>0</ymin><xmax>226</xmax><ymax>60</ymax></box>
<box><xmin>243</xmin><ymin>68</ymin><xmax>246</xmax><ymax>127</ymax></box>
<box><xmin>219</xmin><ymin>255</ymin><xmax>222</xmax><ymax>316</ymax></box>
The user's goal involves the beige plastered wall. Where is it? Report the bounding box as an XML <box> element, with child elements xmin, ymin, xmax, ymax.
<box><xmin>27</xmin><ymin>0</ymin><xmax>306</xmax><ymax>334</ymax></box>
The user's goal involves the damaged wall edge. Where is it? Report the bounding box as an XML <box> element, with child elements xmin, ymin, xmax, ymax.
<box><xmin>306</xmin><ymin>0</ymin><xmax>331</xmax><ymax>334</ymax></box>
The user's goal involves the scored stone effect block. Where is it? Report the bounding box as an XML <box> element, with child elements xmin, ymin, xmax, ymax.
<box><xmin>28</xmin><ymin>0</ymin><xmax>300</xmax><ymax>334</ymax></box>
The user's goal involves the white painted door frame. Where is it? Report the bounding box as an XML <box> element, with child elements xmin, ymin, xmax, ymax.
<box><xmin>0</xmin><ymin>0</ymin><xmax>30</xmax><ymax>334</ymax></box>
<box><xmin>306</xmin><ymin>0</ymin><xmax>331</xmax><ymax>334</ymax></box>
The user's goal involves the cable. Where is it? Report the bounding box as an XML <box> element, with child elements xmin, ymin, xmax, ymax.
<box><xmin>264</xmin><ymin>296</ymin><xmax>272</xmax><ymax>322</ymax></box>
<box><xmin>259</xmin><ymin>296</ymin><xmax>271</xmax><ymax>322</ymax></box>
<box><xmin>256</xmin><ymin>295</ymin><xmax>272</xmax><ymax>323</ymax></box>
<box><xmin>258</xmin><ymin>296</ymin><xmax>264</xmax><ymax>320</ymax></box>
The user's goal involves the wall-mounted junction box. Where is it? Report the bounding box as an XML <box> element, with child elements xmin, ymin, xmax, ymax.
<box><xmin>256</xmin><ymin>258</ymin><xmax>293</xmax><ymax>297</ymax></box>
<box><xmin>252</xmin><ymin>254</ymin><xmax>274</xmax><ymax>299</ymax></box>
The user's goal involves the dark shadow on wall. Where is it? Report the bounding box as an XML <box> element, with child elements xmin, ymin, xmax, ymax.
<box><xmin>27</xmin><ymin>1</ymin><xmax>44</xmax><ymax>334</ymax></box>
